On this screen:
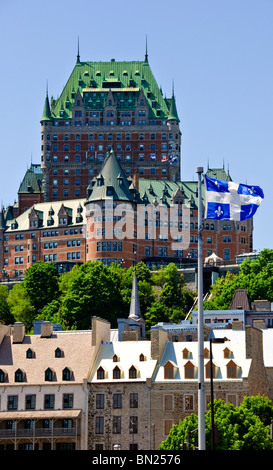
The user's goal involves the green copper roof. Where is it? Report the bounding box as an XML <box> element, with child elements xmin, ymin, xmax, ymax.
<box><xmin>138</xmin><ymin>167</ymin><xmax>232</xmax><ymax>208</ymax></box>
<box><xmin>18</xmin><ymin>165</ymin><xmax>43</xmax><ymax>194</ymax></box>
<box><xmin>41</xmin><ymin>93</ymin><xmax>52</xmax><ymax>122</ymax></box>
<box><xmin>46</xmin><ymin>59</ymin><xmax>177</xmax><ymax>121</ymax></box>
<box><xmin>206</xmin><ymin>167</ymin><xmax>232</xmax><ymax>181</ymax></box>
<box><xmin>86</xmin><ymin>150</ymin><xmax>137</xmax><ymax>203</ymax></box>
<box><xmin>166</xmin><ymin>93</ymin><xmax>179</xmax><ymax>122</ymax></box>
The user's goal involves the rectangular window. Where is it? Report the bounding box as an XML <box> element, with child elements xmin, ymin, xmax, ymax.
<box><xmin>44</xmin><ymin>394</ymin><xmax>55</xmax><ymax>409</ymax></box>
<box><xmin>113</xmin><ymin>393</ymin><xmax>122</xmax><ymax>409</ymax></box>
<box><xmin>113</xmin><ymin>416</ymin><xmax>121</xmax><ymax>434</ymax></box>
<box><xmin>130</xmin><ymin>393</ymin><xmax>138</xmax><ymax>408</ymax></box>
<box><xmin>129</xmin><ymin>416</ymin><xmax>138</xmax><ymax>434</ymax></box>
<box><xmin>63</xmin><ymin>394</ymin><xmax>73</xmax><ymax>409</ymax></box>
<box><xmin>8</xmin><ymin>396</ymin><xmax>18</xmax><ymax>410</ymax></box>
<box><xmin>163</xmin><ymin>419</ymin><xmax>173</xmax><ymax>436</ymax></box>
<box><xmin>96</xmin><ymin>394</ymin><xmax>105</xmax><ymax>409</ymax></box>
<box><xmin>95</xmin><ymin>416</ymin><xmax>104</xmax><ymax>434</ymax></box>
<box><xmin>184</xmin><ymin>394</ymin><xmax>194</xmax><ymax>411</ymax></box>
<box><xmin>164</xmin><ymin>395</ymin><xmax>173</xmax><ymax>411</ymax></box>
<box><xmin>26</xmin><ymin>395</ymin><xmax>36</xmax><ymax>410</ymax></box>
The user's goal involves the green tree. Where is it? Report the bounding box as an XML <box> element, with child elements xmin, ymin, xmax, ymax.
<box><xmin>158</xmin><ymin>414</ymin><xmax>199</xmax><ymax>450</ymax></box>
<box><xmin>203</xmin><ymin>249</ymin><xmax>273</xmax><ymax>310</ymax></box>
<box><xmin>7</xmin><ymin>283</ymin><xmax>35</xmax><ymax>331</ymax></box>
<box><xmin>0</xmin><ymin>284</ymin><xmax>13</xmax><ymax>325</ymax></box>
<box><xmin>121</xmin><ymin>262</ymin><xmax>155</xmax><ymax>315</ymax></box>
<box><xmin>23</xmin><ymin>262</ymin><xmax>60</xmax><ymax>314</ymax></box>
<box><xmin>152</xmin><ymin>263</ymin><xmax>194</xmax><ymax>318</ymax></box>
<box><xmin>60</xmin><ymin>261</ymin><xmax>127</xmax><ymax>329</ymax></box>
<box><xmin>159</xmin><ymin>397</ymin><xmax>273</xmax><ymax>450</ymax></box>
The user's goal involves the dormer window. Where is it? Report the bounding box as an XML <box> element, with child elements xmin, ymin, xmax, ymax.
<box><xmin>224</xmin><ymin>347</ymin><xmax>232</xmax><ymax>359</ymax></box>
<box><xmin>0</xmin><ymin>369</ymin><xmax>7</xmax><ymax>383</ymax></box>
<box><xmin>164</xmin><ymin>361</ymin><xmax>175</xmax><ymax>379</ymax></box>
<box><xmin>205</xmin><ymin>361</ymin><xmax>216</xmax><ymax>379</ymax></box>
<box><xmin>62</xmin><ymin>367</ymin><xmax>72</xmax><ymax>381</ymax></box>
<box><xmin>26</xmin><ymin>348</ymin><xmax>35</xmax><ymax>359</ymax></box>
<box><xmin>182</xmin><ymin>348</ymin><xmax>190</xmax><ymax>359</ymax></box>
<box><xmin>226</xmin><ymin>360</ymin><xmax>238</xmax><ymax>378</ymax></box>
<box><xmin>15</xmin><ymin>368</ymin><xmax>24</xmax><ymax>382</ymax></box>
<box><xmin>45</xmin><ymin>368</ymin><xmax>54</xmax><ymax>382</ymax></box>
<box><xmin>139</xmin><ymin>354</ymin><xmax>145</xmax><ymax>361</ymax></box>
<box><xmin>184</xmin><ymin>361</ymin><xmax>195</xmax><ymax>379</ymax></box>
<box><xmin>97</xmin><ymin>367</ymin><xmax>105</xmax><ymax>380</ymax></box>
<box><xmin>55</xmin><ymin>347</ymin><xmax>63</xmax><ymax>358</ymax></box>
<box><xmin>113</xmin><ymin>366</ymin><xmax>121</xmax><ymax>379</ymax></box>
<box><xmin>113</xmin><ymin>354</ymin><xmax>118</xmax><ymax>362</ymax></box>
<box><xmin>129</xmin><ymin>366</ymin><xmax>137</xmax><ymax>379</ymax></box>
<box><xmin>204</xmin><ymin>348</ymin><xmax>210</xmax><ymax>359</ymax></box>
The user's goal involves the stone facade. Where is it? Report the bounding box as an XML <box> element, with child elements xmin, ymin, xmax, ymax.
<box><xmin>87</xmin><ymin>323</ymin><xmax>268</xmax><ymax>450</ymax></box>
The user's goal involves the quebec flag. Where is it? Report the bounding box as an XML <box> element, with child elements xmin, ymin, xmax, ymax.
<box><xmin>204</xmin><ymin>176</ymin><xmax>264</xmax><ymax>221</ymax></box>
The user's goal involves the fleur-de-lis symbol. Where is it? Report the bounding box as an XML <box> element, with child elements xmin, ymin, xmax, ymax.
<box><xmin>215</xmin><ymin>206</ymin><xmax>223</xmax><ymax>218</ymax></box>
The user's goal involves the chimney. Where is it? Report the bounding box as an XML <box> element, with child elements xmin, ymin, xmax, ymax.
<box><xmin>13</xmin><ymin>322</ymin><xmax>25</xmax><ymax>343</ymax></box>
<box><xmin>150</xmin><ymin>328</ymin><xmax>168</xmax><ymax>361</ymax></box>
<box><xmin>40</xmin><ymin>321</ymin><xmax>53</xmax><ymax>338</ymax></box>
<box><xmin>232</xmin><ymin>320</ymin><xmax>244</xmax><ymax>330</ymax></box>
<box><xmin>133</xmin><ymin>171</ymin><xmax>139</xmax><ymax>191</ymax></box>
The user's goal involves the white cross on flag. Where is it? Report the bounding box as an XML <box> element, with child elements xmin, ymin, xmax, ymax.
<box><xmin>204</xmin><ymin>175</ymin><xmax>264</xmax><ymax>221</ymax></box>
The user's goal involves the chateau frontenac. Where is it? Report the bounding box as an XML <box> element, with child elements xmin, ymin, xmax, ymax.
<box><xmin>0</xmin><ymin>48</ymin><xmax>253</xmax><ymax>277</ymax></box>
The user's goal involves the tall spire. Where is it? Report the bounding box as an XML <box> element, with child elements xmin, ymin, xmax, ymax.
<box><xmin>77</xmin><ymin>36</ymin><xmax>80</xmax><ymax>63</ymax></box>
<box><xmin>145</xmin><ymin>35</ymin><xmax>148</xmax><ymax>62</ymax></box>
<box><xmin>129</xmin><ymin>268</ymin><xmax>142</xmax><ymax>321</ymax></box>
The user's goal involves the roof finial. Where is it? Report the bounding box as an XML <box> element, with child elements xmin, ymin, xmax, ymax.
<box><xmin>145</xmin><ymin>35</ymin><xmax>148</xmax><ymax>62</ymax></box>
<box><xmin>77</xmin><ymin>36</ymin><xmax>80</xmax><ymax>63</ymax></box>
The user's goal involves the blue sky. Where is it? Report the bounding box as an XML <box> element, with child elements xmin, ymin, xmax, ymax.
<box><xmin>0</xmin><ymin>0</ymin><xmax>272</xmax><ymax>250</ymax></box>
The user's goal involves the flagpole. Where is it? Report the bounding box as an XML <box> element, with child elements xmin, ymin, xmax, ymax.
<box><xmin>196</xmin><ymin>166</ymin><xmax>205</xmax><ymax>450</ymax></box>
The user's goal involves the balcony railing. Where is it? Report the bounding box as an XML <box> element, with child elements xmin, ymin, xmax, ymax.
<box><xmin>0</xmin><ymin>427</ymin><xmax>79</xmax><ymax>439</ymax></box>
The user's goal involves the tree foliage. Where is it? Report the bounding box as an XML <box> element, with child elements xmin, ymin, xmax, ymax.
<box><xmin>23</xmin><ymin>261</ymin><xmax>59</xmax><ymax>314</ymax></box>
<box><xmin>0</xmin><ymin>285</ymin><xmax>13</xmax><ymax>325</ymax></box>
<box><xmin>1</xmin><ymin>260</ymin><xmax>194</xmax><ymax>332</ymax></box>
<box><xmin>159</xmin><ymin>396</ymin><xmax>273</xmax><ymax>450</ymax></box>
<box><xmin>203</xmin><ymin>249</ymin><xmax>273</xmax><ymax>310</ymax></box>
